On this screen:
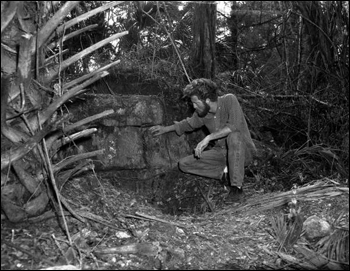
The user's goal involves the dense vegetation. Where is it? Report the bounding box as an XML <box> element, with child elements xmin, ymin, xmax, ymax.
<box><xmin>68</xmin><ymin>1</ymin><xmax>349</xmax><ymax>189</ymax></box>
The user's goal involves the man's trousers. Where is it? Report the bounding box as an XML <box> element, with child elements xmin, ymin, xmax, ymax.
<box><xmin>178</xmin><ymin>131</ymin><xmax>253</xmax><ymax>187</ymax></box>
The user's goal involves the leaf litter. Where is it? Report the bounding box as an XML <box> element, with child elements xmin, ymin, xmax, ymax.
<box><xmin>1</xmin><ymin>171</ymin><xmax>348</xmax><ymax>270</ymax></box>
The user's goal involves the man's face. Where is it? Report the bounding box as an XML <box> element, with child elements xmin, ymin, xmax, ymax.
<box><xmin>191</xmin><ymin>96</ymin><xmax>210</xmax><ymax>118</ymax></box>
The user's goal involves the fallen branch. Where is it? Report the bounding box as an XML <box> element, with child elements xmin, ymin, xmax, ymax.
<box><xmin>94</xmin><ymin>242</ymin><xmax>159</xmax><ymax>256</ymax></box>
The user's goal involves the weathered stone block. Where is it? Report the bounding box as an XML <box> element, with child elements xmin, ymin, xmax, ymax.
<box><xmin>65</xmin><ymin>94</ymin><xmax>191</xmax><ymax>178</ymax></box>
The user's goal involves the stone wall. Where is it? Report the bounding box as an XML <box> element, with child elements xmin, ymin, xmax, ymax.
<box><xmin>65</xmin><ymin>94</ymin><xmax>191</xmax><ymax>180</ymax></box>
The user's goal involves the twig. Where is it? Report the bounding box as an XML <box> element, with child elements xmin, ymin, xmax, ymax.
<box><xmin>128</xmin><ymin>212</ymin><xmax>188</xmax><ymax>229</ymax></box>
<box><xmin>196</xmin><ymin>180</ymin><xmax>214</xmax><ymax>212</ymax></box>
<box><xmin>76</xmin><ymin>210</ymin><xmax>123</xmax><ymax>231</ymax></box>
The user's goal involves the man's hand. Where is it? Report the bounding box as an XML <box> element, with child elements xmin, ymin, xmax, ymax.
<box><xmin>149</xmin><ymin>125</ymin><xmax>167</xmax><ymax>136</ymax></box>
<box><xmin>194</xmin><ymin>137</ymin><xmax>210</xmax><ymax>158</ymax></box>
<box><xmin>149</xmin><ymin>123</ymin><xmax>177</xmax><ymax>137</ymax></box>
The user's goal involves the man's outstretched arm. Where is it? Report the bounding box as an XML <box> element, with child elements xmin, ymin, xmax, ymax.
<box><xmin>149</xmin><ymin>124</ymin><xmax>176</xmax><ymax>136</ymax></box>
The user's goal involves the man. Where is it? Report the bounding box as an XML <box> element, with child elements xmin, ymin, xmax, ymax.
<box><xmin>149</xmin><ymin>78</ymin><xmax>256</xmax><ymax>203</ymax></box>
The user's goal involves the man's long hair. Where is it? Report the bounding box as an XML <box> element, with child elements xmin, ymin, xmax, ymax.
<box><xmin>182</xmin><ymin>78</ymin><xmax>218</xmax><ymax>102</ymax></box>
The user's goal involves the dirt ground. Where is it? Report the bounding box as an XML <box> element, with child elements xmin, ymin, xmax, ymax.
<box><xmin>1</xmin><ymin>169</ymin><xmax>349</xmax><ymax>270</ymax></box>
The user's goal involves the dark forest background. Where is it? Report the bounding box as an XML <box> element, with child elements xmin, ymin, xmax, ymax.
<box><xmin>1</xmin><ymin>0</ymin><xmax>349</xmax><ymax>221</ymax></box>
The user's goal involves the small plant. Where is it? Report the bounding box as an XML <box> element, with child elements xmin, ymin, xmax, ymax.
<box><xmin>270</xmin><ymin>184</ymin><xmax>304</xmax><ymax>251</ymax></box>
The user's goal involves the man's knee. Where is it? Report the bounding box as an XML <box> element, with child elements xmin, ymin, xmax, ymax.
<box><xmin>178</xmin><ymin>156</ymin><xmax>191</xmax><ymax>173</ymax></box>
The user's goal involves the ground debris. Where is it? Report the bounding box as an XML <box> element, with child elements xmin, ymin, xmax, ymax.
<box><xmin>1</xmin><ymin>174</ymin><xmax>348</xmax><ymax>270</ymax></box>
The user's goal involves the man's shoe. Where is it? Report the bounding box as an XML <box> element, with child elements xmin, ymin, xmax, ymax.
<box><xmin>225</xmin><ymin>186</ymin><xmax>245</xmax><ymax>204</ymax></box>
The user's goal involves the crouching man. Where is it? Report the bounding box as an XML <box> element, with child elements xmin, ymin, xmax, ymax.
<box><xmin>149</xmin><ymin>78</ymin><xmax>256</xmax><ymax>203</ymax></box>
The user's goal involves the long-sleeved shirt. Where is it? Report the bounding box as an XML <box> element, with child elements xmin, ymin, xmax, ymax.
<box><xmin>174</xmin><ymin>94</ymin><xmax>256</xmax><ymax>152</ymax></box>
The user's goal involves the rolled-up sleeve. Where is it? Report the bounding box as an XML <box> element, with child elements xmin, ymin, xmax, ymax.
<box><xmin>221</xmin><ymin>94</ymin><xmax>240</xmax><ymax>133</ymax></box>
<box><xmin>174</xmin><ymin>114</ymin><xmax>204</xmax><ymax>136</ymax></box>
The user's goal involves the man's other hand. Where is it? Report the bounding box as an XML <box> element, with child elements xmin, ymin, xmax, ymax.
<box><xmin>194</xmin><ymin>137</ymin><xmax>210</xmax><ymax>158</ymax></box>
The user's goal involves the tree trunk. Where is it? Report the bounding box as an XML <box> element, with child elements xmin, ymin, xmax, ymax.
<box><xmin>227</xmin><ymin>1</ymin><xmax>239</xmax><ymax>71</ymax></box>
<box><xmin>191</xmin><ymin>2</ymin><xmax>216</xmax><ymax>79</ymax></box>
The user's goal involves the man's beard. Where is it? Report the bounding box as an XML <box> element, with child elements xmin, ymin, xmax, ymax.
<box><xmin>197</xmin><ymin>101</ymin><xmax>210</xmax><ymax>118</ymax></box>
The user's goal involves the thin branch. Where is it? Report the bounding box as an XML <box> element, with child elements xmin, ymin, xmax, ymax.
<box><xmin>47</xmin><ymin>24</ymin><xmax>99</xmax><ymax>50</ymax></box>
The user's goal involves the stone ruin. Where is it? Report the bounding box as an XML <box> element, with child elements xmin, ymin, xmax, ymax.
<box><xmin>64</xmin><ymin>93</ymin><xmax>192</xmax><ymax>180</ymax></box>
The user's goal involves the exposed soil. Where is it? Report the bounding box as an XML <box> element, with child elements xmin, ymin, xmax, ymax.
<box><xmin>1</xmin><ymin>169</ymin><xmax>348</xmax><ymax>270</ymax></box>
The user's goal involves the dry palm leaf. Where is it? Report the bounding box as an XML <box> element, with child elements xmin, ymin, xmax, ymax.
<box><xmin>293</xmin><ymin>244</ymin><xmax>345</xmax><ymax>270</ymax></box>
<box><xmin>231</xmin><ymin>179</ymin><xmax>348</xmax><ymax>215</ymax></box>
